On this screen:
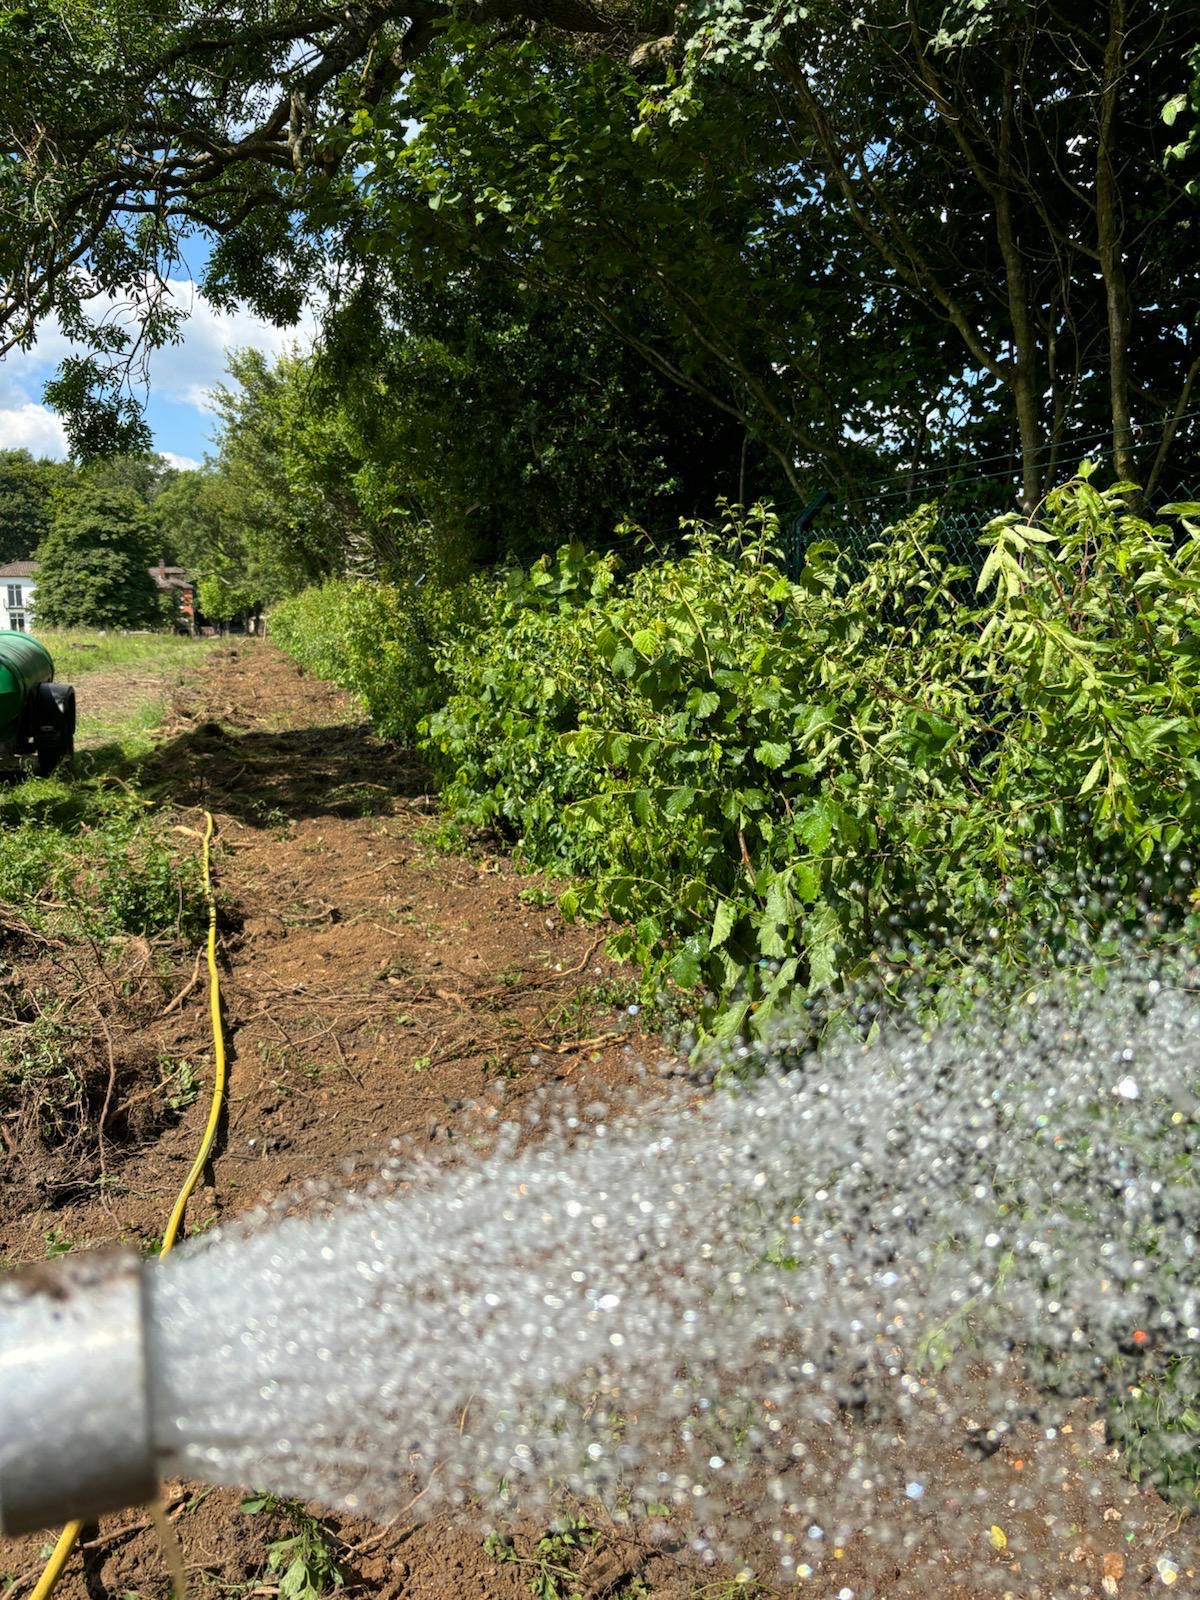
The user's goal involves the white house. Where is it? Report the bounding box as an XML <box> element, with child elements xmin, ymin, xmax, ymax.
<box><xmin>0</xmin><ymin>561</ymin><xmax>37</xmax><ymax>631</ymax></box>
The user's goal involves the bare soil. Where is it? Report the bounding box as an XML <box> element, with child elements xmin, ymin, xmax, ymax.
<box><xmin>0</xmin><ymin>642</ymin><xmax>1195</xmax><ymax>1600</ymax></box>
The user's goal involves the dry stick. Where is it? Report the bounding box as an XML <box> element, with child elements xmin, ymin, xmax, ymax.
<box><xmin>160</xmin><ymin>951</ymin><xmax>203</xmax><ymax>1017</ymax></box>
<box><xmin>92</xmin><ymin>1002</ymin><xmax>119</xmax><ymax>1209</ymax></box>
<box><xmin>532</xmin><ymin>1031</ymin><xmax>623</xmax><ymax>1057</ymax></box>
<box><xmin>330</xmin><ymin>1028</ymin><xmax>362</xmax><ymax>1086</ymax></box>
<box><xmin>339</xmin><ymin>856</ymin><xmax>408</xmax><ymax>884</ymax></box>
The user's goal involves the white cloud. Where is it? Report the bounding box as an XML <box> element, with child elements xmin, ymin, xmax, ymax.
<box><xmin>159</xmin><ymin>450</ymin><xmax>202</xmax><ymax>472</ymax></box>
<box><xmin>0</xmin><ymin>276</ymin><xmax>321</xmax><ymax>450</ymax></box>
<box><xmin>142</xmin><ymin>279</ymin><xmax>322</xmax><ymax>413</ymax></box>
<box><xmin>0</xmin><ymin>403</ymin><xmax>69</xmax><ymax>459</ymax></box>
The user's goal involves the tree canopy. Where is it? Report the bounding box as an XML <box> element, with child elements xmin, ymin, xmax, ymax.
<box><xmin>35</xmin><ymin>484</ymin><xmax>162</xmax><ymax>628</ymax></box>
<box><xmin>1</xmin><ymin>0</ymin><xmax>1196</xmax><ymax>507</ymax></box>
<box><xmin>0</xmin><ymin>449</ymin><xmax>69</xmax><ymax>563</ymax></box>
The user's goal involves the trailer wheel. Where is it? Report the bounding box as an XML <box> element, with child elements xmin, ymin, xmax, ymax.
<box><xmin>33</xmin><ymin>682</ymin><xmax>76</xmax><ymax>776</ymax></box>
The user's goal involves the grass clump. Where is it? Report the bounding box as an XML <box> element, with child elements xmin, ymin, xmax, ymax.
<box><xmin>0</xmin><ymin>772</ymin><xmax>202</xmax><ymax>942</ymax></box>
<box><xmin>35</xmin><ymin>627</ymin><xmax>213</xmax><ymax>679</ymax></box>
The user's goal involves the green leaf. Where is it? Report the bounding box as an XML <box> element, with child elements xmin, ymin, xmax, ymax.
<box><xmin>711</xmin><ymin>996</ymin><xmax>749</xmax><ymax>1041</ymax></box>
<box><xmin>754</xmin><ymin>738</ymin><xmax>790</xmax><ymax>768</ymax></box>
<box><xmin>670</xmin><ymin>943</ymin><xmax>703</xmax><ymax>987</ymax></box>
<box><xmin>710</xmin><ymin>897</ymin><xmax>736</xmax><ymax>950</ymax></box>
<box><xmin>686</xmin><ymin>688</ymin><xmax>721</xmax><ymax>719</ymax></box>
<box><xmin>798</xmin><ymin>798</ymin><xmax>835</xmax><ymax>855</ymax></box>
<box><xmin>1079</xmin><ymin>752</ymin><xmax>1106</xmax><ymax>796</ymax></box>
<box><xmin>664</xmin><ymin>784</ymin><xmax>697</xmax><ymax>818</ymax></box>
<box><xmin>805</xmin><ymin>900</ymin><xmax>840</xmax><ymax>992</ymax></box>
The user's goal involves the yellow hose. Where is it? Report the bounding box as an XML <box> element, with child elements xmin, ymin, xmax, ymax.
<box><xmin>161</xmin><ymin>811</ymin><xmax>225</xmax><ymax>1255</ymax></box>
<box><xmin>28</xmin><ymin>809</ymin><xmax>225</xmax><ymax>1600</ymax></box>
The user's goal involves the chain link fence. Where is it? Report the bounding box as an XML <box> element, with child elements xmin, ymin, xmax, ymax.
<box><xmin>781</xmin><ymin>483</ymin><xmax>1200</xmax><ymax>584</ymax></box>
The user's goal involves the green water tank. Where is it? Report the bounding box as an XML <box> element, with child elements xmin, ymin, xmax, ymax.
<box><xmin>0</xmin><ymin>632</ymin><xmax>54</xmax><ymax>730</ymax></box>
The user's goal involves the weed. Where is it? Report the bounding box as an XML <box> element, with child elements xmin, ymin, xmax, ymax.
<box><xmin>518</xmin><ymin>883</ymin><xmax>556</xmax><ymax>908</ymax></box>
<box><xmin>484</xmin><ymin>1517</ymin><xmax>599</xmax><ymax>1600</ymax></box>
<box><xmin>240</xmin><ymin>1495</ymin><xmax>344</xmax><ymax>1600</ymax></box>
<box><xmin>0</xmin><ymin>1008</ymin><xmax>87</xmax><ymax>1144</ymax></box>
<box><xmin>161</xmin><ymin>1056</ymin><xmax>199</xmax><ymax>1112</ymax></box>
<box><xmin>1109</xmin><ymin>1353</ymin><xmax>1200</xmax><ymax>1508</ymax></box>
<box><xmin>43</xmin><ymin>1226</ymin><xmax>74</xmax><ymax>1258</ymax></box>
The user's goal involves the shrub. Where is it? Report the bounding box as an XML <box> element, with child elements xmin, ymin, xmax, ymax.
<box><xmin>275</xmin><ymin>475</ymin><xmax>1200</xmax><ymax>1044</ymax></box>
<box><xmin>270</xmin><ymin>577</ymin><xmax>471</xmax><ymax>742</ymax></box>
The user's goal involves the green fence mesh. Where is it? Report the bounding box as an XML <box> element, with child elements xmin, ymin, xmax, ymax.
<box><xmin>781</xmin><ymin>484</ymin><xmax>1199</xmax><ymax>584</ymax></box>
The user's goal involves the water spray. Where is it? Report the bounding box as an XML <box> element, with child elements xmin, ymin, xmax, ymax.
<box><xmin>2</xmin><ymin>961</ymin><xmax>1198</xmax><ymax>1585</ymax></box>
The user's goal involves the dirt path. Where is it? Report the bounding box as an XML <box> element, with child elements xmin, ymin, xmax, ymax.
<box><xmin>0</xmin><ymin>642</ymin><xmax>1196</xmax><ymax>1600</ymax></box>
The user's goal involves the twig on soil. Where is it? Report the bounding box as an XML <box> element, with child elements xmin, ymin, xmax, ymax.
<box><xmin>92</xmin><ymin>1002</ymin><xmax>118</xmax><ymax>1209</ymax></box>
<box><xmin>340</xmin><ymin>857</ymin><xmax>407</xmax><ymax>884</ymax></box>
<box><xmin>558</xmin><ymin>936</ymin><xmax>605</xmax><ymax>978</ymax></box>
<box><xmin>330</xmin><ymin>1027</ymin><xmax>362</xmax><ymax>1086</ymax></box>
<box><xmin>531</xmin><ymin>1031</ymin><xmax>623</xmax><ymax>1056</ymax></box>
<box><xmin>160</xmin><ymin>951</ymin><xmax>203</xmax><ymax>1017</ymax></box>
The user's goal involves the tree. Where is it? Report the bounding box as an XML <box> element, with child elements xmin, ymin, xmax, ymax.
<box><xmin>197</xmin><ymin>572</ymin><xmax>258</xmax><ymax>625</ymax></box>
<box><xmin>319</xmin><ymin>270</ymin><xmax>756</xmax><ymax>571</ymax></box>
<box><xmin>79</xmin><ymin>452</ymin><xmax>175</xmax><ymax>508</ymax></box>
<box><xmin>1</xmin><ymin>1</ymin><xmax>1196</xmax><ymax>502</ymax></box>
<box><xmin>35</xmin><ymin>486</ymin><xmax>161</xmax><ymax>628</ymax></box>
<box><xmin>0</xmin><ymin>450</ymin><xmax>68</xmax><ymax>562</ymax></box>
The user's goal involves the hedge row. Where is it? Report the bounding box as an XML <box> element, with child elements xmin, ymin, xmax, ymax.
<box><xmin>272</xmin><ymin>476</ymin><xmax>1200</xmax><ymax>1043</ymax></box>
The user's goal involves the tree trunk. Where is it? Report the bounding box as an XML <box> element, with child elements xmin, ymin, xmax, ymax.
<box><xmin>995</xmin><ymin>59</ymin><xmax>1043</xmax><ymax>514</ymax></box>
<box><xmin>1097</xmin><ymin>0</ymin><xmax>1136</xmax><ymax>488</ymax></box>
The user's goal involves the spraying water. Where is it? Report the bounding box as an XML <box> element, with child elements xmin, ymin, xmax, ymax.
<box><xmin>144</xmin><ymin>959</ymin><xmax>1200</xmax><ymax>1586</ymax></box>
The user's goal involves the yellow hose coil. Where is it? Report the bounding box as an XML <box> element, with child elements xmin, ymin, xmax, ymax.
<box><xmin>28</xmin><ymin>809</ymin><xmax>225</xmax><ymax>1600</ymax></box>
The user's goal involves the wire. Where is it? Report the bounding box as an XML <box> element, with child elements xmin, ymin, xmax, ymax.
<box><xmin>27</xmin><ymin>810</ymin><xmax>226</xmax><ymax>1600</ymax></box>
<box><xmin>846</xmin><ymin>405</ymin><xmax>1200</xmax><ymax>507</ymax></box>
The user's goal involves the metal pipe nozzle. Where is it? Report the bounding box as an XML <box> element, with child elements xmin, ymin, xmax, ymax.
<box><xmin>0</xmin><ymin>1250</ymin><xmax>157</xmax><ymax>1535</ymax></box>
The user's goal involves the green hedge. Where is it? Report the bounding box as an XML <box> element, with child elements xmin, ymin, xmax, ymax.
<box><xmin>273</xmin><ymin>476</ymin><xmax>1200</xmax><ymax>1042</ymax></box>
<box><xmin>270</xmin><ymin>577</ymin><xmax>471</xmax><ymax>743</ymax></box>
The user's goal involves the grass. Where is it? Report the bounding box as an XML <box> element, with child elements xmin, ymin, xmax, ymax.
<box><xmin>34</xmin><ymin>627</ymin><xmax>215</xmax><ymax>679</ymax></box>
<box><xmin>80</xmin><ymin>694</ymin><xmax>171</xmax><ymax>757</ymax></box>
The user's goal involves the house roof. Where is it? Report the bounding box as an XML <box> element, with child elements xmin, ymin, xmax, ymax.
<box><xmin>0</xmin><ymin>561</ymin><xmax>39</xmax><ymax>579</ymax></box>
<box><xmin>150</xmin><ymin>565</ymin><xmax>193</xmax><ymax>591</ymax></box>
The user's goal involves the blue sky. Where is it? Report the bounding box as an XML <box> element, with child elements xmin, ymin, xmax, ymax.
<box><xmin>0</xmin><ymin>257</ymin><xmax>318</xmax><ymax>467</ymax></box>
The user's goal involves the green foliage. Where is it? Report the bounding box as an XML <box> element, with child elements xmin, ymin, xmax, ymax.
<box><xmin>0</xmin><ymin>773</ymin><xmax>203</xmax><ymax>943</ymax></box>
<box><xmin>0</xmin><ymin>1010</ymin><xmax>88</xmax><ymax>1146</ymax></box>
<box><xmin>484</xmin><ymin>1517</ymin><xmax>599</xmax><ymax>1600</ymax></box>
<box><xmin>270</xmin><ymin>577</ymin><xmax>473</xmax><ymax>743</ymax></box>
<box><xmin>317</xmin><ymin>272</ymin><xmax>754</xmax><ymax>571</ymax></box>
<box><xmin>4</xmin><ymin>0</ymin><xmax>1194</xmax><ymax>502</ymax></box>
<box><xmin>196</xmin><ymin>572</ymin><xmax>256</xmax><ymax>623</ymax></box>
<box><xmin>35</xmin><ymin>484</ymin><xmax>160</xmax><ymax>628</ymax></box>
<box><xmin>415</xmin><ymin>478</ymin><xmax>1200</xmax><ymax>1040</ymax></box>
<box><xmin>240</xmin><ymin>1495</ymin><xmax>344</xmax><ymax>1600</ymax></box>
<box><xmin>0</xmin><ymin>450</ymin><xmax>68</xmax><ymax>562</ymax></box>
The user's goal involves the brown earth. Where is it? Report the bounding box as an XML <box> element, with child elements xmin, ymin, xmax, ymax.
<box><xmin>0</xmin><ymin>641</ymin><xmax>1196</xmax><ymax>1600</ymax></box>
